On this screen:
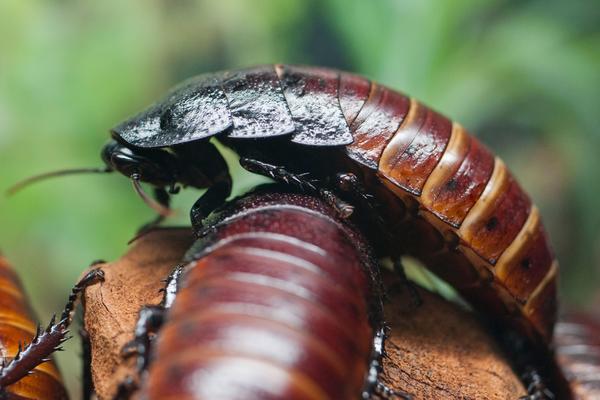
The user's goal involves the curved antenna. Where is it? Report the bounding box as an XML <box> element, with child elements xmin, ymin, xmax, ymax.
<box><xmin>130</xmin><ymin>174</ymin><xmax>174</xmax><ymax>218</ymax></box>
<box><xmin>7</xmin><ymin>167</ymin><xmax>113</xmax><ymax>196</ymax></box>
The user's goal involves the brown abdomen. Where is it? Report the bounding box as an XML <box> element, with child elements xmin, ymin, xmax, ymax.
<box><xmin>0</xmin><ymin>255</ymin><xmax>68</xmax><ymax>399</ymax></box>
<box><xmin>145</xmin><ymin>192</ymin><xmax>377</xmax><ymax>400</ymax></box>
<box><xmin>555</xmin><ymin>314</ymin><xmax>600</xmax><ymax>399</ymax></box>
<box><xmin>337</xmin><ymin>72</ymin><xmax>557</xmax><ymax>343</ymax></box>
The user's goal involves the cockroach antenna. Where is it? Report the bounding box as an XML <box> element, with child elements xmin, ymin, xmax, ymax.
<box><xmin>6</xmin><ymin>167</ymin><xmax>113</xmax><ymax>196</ymax></box>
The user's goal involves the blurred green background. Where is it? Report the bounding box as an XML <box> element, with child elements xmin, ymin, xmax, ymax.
<box><xmin>0</xmin><ymin>0</ymin><xmax>598</xmax><ymax>396</ymax></box>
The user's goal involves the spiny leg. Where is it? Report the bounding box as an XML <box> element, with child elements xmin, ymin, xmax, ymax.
<box><xmin>239</xmin><ymin>157</ymin><xmax>354</xmax><ymax>218</ymax></box>
<box><xmin>363</xmin><ymin>327</ymin><xmax>412</xmax><ymax>400</ymax></box>
<box><xmin>0</xmin><ymin>268</ymin><xmax>104</xmax><ymax>388</ymax></box>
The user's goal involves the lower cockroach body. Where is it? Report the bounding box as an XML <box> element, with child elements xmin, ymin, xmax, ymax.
<box><xmin>0</xmin><ymin>255</ymin><xmax>68</xmax><ymax>400</ymax></box>
<box><xmin>107</xmin><ymin>64</ymin><xmax>558</xmax><ymax>346</ymax></box>
<box><xmin>141</xmin><ymin>190</ymin><xmax>388</xmax><ymax>400</ymax></box>
<box><xmin>554</xmin><ymin>314</ymin><xmax>600</xmax><ymax>399</ymax></box>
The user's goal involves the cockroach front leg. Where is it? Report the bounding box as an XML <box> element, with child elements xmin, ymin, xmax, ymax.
<box><xmin>363</xmin><ymin>327</ymin><xmax>412</xmax><ymax>400</ymax></box>
<box><xmin>239</xmin><ymin>157</ymin><xmax>354</xmax><ymax>217</ymax></box>
<box><xmin>0</xmin><ymin>268</ymin><xmax>104</xmax><ymax>388</ymax></box>
<box><xmin>190</xmin><ymin>181</ymin><xmax>231</xmax><ymax>235</ymax></box>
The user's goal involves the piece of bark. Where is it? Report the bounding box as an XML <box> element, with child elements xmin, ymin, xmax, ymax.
<box><xmin>82</xmin><ymin>228</ymin><xmax>193</xmax><ymax>400</ymax></box>
<box><xmin>381</xmin><ymin>272</ymin><xmax>527</xmax><ymax>399</ymax></box>
<box><xmin>82</xmin><ymin>229</ymin><xmax>526</xmax><ymax>399</ymax></box>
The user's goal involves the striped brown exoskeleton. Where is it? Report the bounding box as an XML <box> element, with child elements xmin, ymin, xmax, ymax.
<box><xmin>0</xmin><ymin>254</ymin><xmax>103</xmax><ymax>400</ymax></box>
<box><xmin>124</xmin><ymin>188</ymin><xmax>406</xmax><ymax>400</ymax></box>
<box><xmin>98</xmin><ymin>65</ymin><xmax>557</xmax><ymax>350</ymax></box>
<box><xmin>554</xmin><ymin>314</ymin><xmax>600</xmax><ymax>399</ymax></box>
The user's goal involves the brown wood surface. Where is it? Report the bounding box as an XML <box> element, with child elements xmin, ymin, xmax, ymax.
<box><xmin>81</xmin><ymin>228</ymin><xmax>194</xmax><ymax>399</ymax></box>
<box><xmin>381</xmin><ymin>271</ymin><xmax>527</xmax><ymax>399</ymax></box>
<box><xmin>81</xmin><ymin>228</ymin><xmax>533</xmax><ymax>399</ymax></box>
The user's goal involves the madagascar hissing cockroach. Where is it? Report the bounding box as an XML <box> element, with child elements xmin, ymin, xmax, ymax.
<box><xmin>554</xmin><ymin>314</ymin><xmax>600</xmax><ymax>399</ymax></box>
<box><xmin>0</xmin><ymin>254</ymin><xmax>103</xmax><ymax>399</ymax></box>
<box><xmin>12</xmin><ymin>65</ymin><xmax>558</xmax><ymax>348</ymax></box>
<box><xmin>122</xmin><ymin>188</ymin><xmax>409</xmax><ymax>400</ymax></box>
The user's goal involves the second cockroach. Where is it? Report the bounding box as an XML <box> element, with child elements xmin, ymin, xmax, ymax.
<box><xmin>121</xmin><ymin>188</ymin><xmax>407</xmax><ymax>400</ymax></box>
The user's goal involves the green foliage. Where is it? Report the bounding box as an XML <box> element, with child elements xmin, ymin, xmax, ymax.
<box><xmin>0</xmin><ymin>0</ymin><xmax>598</xmax><ymax>396</ymax></box>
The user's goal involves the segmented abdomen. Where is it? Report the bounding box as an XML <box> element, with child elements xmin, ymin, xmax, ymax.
<box><xmin>555</xmin><ymin>315</ymin><xmax>600</xmax><ymax>399</ymax></box>
<box><xmin>0</xmin><ymin>255</ymin><xmax>67</xmax><ymax>399</ymax></box>
<box><xmin>144</xmin><ymin>192</ymin><xmax>378</xmax><ymax>400</ymax></box>
<box><xmin>332</xmin><ymin>66</ymin><xmax>556</xmax><ymax>342</ymax></box>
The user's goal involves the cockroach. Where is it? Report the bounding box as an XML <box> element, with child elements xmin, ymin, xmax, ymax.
<box><xmin>122</xmin><ymin>188</ymin><xmax>408</xmax><ymax>400</ymax></box>
<box><xmin>0</xmin><ymin>254</ymin><xmax>103</xmax><ymax>399</ymax></box>
<box><xmin>554</xmin><ymin>314</ymin><xmax>600</xmax><ymax>399</ymax></box>
<box><xmin>11</xmin><ymin>65</ymin><xmax>557</xmax><ymax>347</ymax></box>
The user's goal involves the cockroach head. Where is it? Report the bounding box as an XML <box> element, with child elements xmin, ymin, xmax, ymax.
<box><xmin>101</xmin><ymin>140</ymin><xmax>180</xmax><ymax>188</ymax></box>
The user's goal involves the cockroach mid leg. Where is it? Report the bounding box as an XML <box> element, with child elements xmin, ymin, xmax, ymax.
<box><xmin>239</xmin><ymin>157</ymin><xmax>354</xmax><ymax>217</ymax></box>
<box><xmin>363</xmin><ymin>327</ymin><xmax>413</xmax><ymax>400</ymax></box>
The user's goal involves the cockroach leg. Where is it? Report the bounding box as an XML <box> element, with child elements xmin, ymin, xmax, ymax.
<box><xmin>518</xmin><ymin>367</ymin><xmax>554</xmax><ymax>400</ymax></box>
<box><xmin>393</xmin><ymin>259</ymin><xmax>423</xmax><ymax>308</ymax></box>
<box><xmin>159</xmin><ymin>264</ymin><xmax>185</xmax><ymax>308</ymax></box>
<box><xmin>190</xmin><ymin>181</ymin><xmax>231</xmax><ymax>234</ymax></box>
<box><xmin>124</xmin><ymin>306</ymin><xmax>165</xmax><ymax>372</ymax></box>
<box><xmin>0</xmin><ymin>268</ymin><xmax>104</xmax><ymax>388</ymax></box>
<box><xmin>363</xmin><ymin>327</ymin><xmax>413</xmax><ymax>400</ymax></box>
<box><xmin>121</xmin><ymin>264</ymin><xmax>184</xmax><ymax>379</ymax></box>
<box><xmin>501</xmin><ymin>332</ymin><xmax>553</xmax><ymax>400</ymax></box>
<box><xmin>61</xmin><ymin>268</ymin><xmax>105</xmax><ymax>323</ymax></box>
<box><xmin>239</xmin><ymin>157</ymin><xmax>354</xmax><ymax>217</ymax></box>
<box><xmin>112</xmin><ymin>376</ymin><xmax>137</xmax><ymax>400</ymax></box>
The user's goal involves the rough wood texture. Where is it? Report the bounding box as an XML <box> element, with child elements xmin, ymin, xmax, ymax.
<box><xmin>83</xmin><ymin>228</ymin><xmax>527</xmax><ymax>399</ymax></box>
<box><xmin>381</xmin><ymin>272</ymin><xmax>527</xmax><ymax>399</ymax></box>
<box><xmin>81</xmin><ymin>228</ymin><xmax>193</xmax><ymax>400</ymax></box>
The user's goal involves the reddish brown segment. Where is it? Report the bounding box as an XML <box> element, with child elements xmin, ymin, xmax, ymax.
<box><xmin>554</xmin><ymin>314</ymin><xmax>600</xmax><ymax>399</ymax></box>
<box><xmin>345</xmin><ymin>81</ymin><xmax>410</xmax><ymax>169</ymax></box>
<box><xmin>0</xmin><ymin>256</ymin><xmax>68</xmax><ymax>400</ymax></box>
<box><xmin>144</xmin><ymin>192</ymin><xmax>378</xmax><ymax>400</ymax></box>
<box><xmin>331</xmin><ymin>68</ymin><xmax>557</xmax><ymax>342</ymax></box>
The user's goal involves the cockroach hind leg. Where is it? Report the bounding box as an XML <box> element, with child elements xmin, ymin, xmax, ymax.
<box><xmin>0</xmin><ymin>318</ymin><xmax>70</xmax><ymax>388</ymax></box>
<box><xmin>0</xmin><ymin>268</ymin><xmax>104</xmax><ymax>388</ymax></box>
<box><xmin>239</xmin><ymin>157</ymin><xmax>354</xmax><ymax>218</ymax></box>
